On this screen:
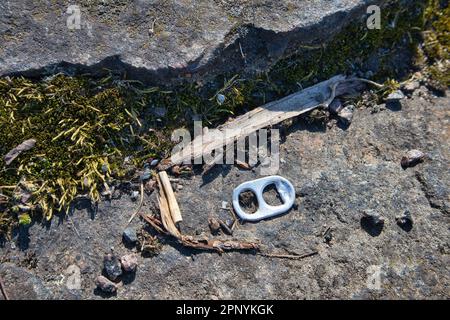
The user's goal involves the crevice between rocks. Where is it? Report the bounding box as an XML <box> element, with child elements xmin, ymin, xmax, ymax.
<box><xmin>415</xmin><ymin>171</ymin><xmax>449</xmax><ymax>215</ymax></box>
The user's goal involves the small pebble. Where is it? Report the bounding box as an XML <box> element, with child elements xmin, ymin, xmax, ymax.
<box><xmin>363</xmin><ymin>210</ymin><xmax>385</xmax><ymax>225</ymax></box>
<box><xmin>324</xmin><ymin>228</ymin><xmax>332</xmax><ymax>244</ymax></box>
<box><xmin>216</xmin><ymin>94</ymin><xmax>226</xmax><ymax>105</ymax></box>
<box><xmin>171</xmin><ymin>165</ymin><xmax>181</xmax><ymax>176</ymax></box>
<box><xmin>386</xmin><ymin>90</ymin><xmax>405</xmax><ymax>102</ymax></box>
<box><xmin>145</xmin><ymin>179</ymin><xmax>157</xmax><ymax>193</ymax></box>
<box><xmin>140</xmin><ymin>168</ymin><xmax>151</xmax><ymax>181</ymax></box>
<box><xmin>150</xmin><ymin>159</ymin><xmax>159</xmax><ymax>167</ymax></box>
<box><xmin>370</xmin><ymin>104</ymin><xmax>386</xmax><ymax>114</ymax></box>
<box><xmin>131</xmin><ymin>190</ymin><xmax>140</xmax><ymax>201</ymax></box>
<box><xmin>103</xmin><ymin>253</ymin><xmax>122</xmax><ymax>281</ymax></box>
<box><xmin>120</xmin><ymin>254</ymin><xmax>138</xmax><ymax>272</ymax></box>
<box><xmin>96</xmin><ymin>275</ymin><xmax>117</xmax><ymax>294</ymax></box>
<box><xmin>221</xmin><ymin>201</ymin><xmax>228</xmax><ymax>209</ymax></box>
<box><xmin>208</xmin><ymin>217</ymin><xmax>221</xmax><ymax>235</ymax></box>
<box><xmin>122</xmin><ymin>227</ymin><xmax>138</xmax><ymax>244</ymax></box>
<box><xmin>401</xmin><ymin>149</ymin><xmax>426</xmax><ymax>169</ymax></box>
<box><xmin>338</xmin><ymin>105</ymin><xmax>354</xmax><ymax>125</ymax></box>
<box><xmin>403</xmin><ymin>81</ymin><xmax>420</xmax><ymax>92</ymax></box>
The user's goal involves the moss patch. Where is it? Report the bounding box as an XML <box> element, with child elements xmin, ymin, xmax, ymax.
<box><xmin>420</xmin><ymin>0</ymin><xmax>450</xmax><ymax>91</ymax></box>
<box><xmin>0</xmin><ymin>76</ymin><xmax>174</xmax><ymax>234</ymax></box>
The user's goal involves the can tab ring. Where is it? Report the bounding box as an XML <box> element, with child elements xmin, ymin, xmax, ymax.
<box><xmin>232</xmin><ymin>175</ymin><xmax>295</xmax><ymax>222</ymax></box>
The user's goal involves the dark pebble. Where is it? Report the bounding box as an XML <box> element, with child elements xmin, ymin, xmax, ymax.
<box><xmin>123</xmin><ymin>227</ymin><xmax>138</xmax><ymax>244</ymax></box>
<box><xmin>103</xmin><ymin>253</ymin><xmax>122</xmax><ymax>281</ymax></box>
<box><xmin>96</xmin><ymin>275</ymin><xmax>117</xmax><ymax>293</ymax></box>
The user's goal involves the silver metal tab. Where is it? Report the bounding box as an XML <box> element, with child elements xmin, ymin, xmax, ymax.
<box><xmin>232</xmin><ymin>176</ymin><xmax>295</xmax><ymax>222</ymax></box>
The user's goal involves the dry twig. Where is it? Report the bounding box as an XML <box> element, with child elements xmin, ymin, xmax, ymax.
<box><xmin>128</xmin><ymin>181</ymin><xmax>144</xmax><ymax>224</ymax></box>
<box><xmin>141</xmin><ymin>184</ymin><xmax>259</xmax><ymax>254</ymax></box>
<box><xmin>259</xmin><ymin>250</ymin><xmax>318</xmax><ymax>260</ymax></box>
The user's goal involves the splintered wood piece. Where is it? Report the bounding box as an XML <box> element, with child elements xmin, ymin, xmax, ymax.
<box><xmin>179</xmin><ymin>236</ymin><xmax>259</xmax><ymax>253</ymax></box>
<box><xmin>140</xmin><ymin>213</ymin><xmax>167</xmax><ymax>235</ymax></box>
<box><xmin>171</xmin><ymin>75</ymin><xmax>360</xmax><ymax>164</ymax></box>
<box><xmin>156</xmin><ymin>175</ymin><xmax>181</xmax><ymax>238</ymax></box>
<box><xmin>158</xmin><ymin>171</ymin><xmax>183</xmax><ymax>224</ymax></box>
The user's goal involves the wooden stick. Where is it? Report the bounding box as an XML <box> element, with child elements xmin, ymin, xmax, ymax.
<box><xmin>156</xmin><ymin>175</ymin><xmax>181</xmax><ymax>238</ymax></box>
<box><xmin>140</xmin><ymin>213</ymin><xmax>167</xmax><ymax>235</ymax></box>
<box><xmin>158</xmin><ymin>171</ymin><xmax>182</xmax><ymax>224</ymax></box>
<box><xmin>259</xmin><ymin>250</ymin><xmax>318</xmax><ymax>260</ymax></box>
<box><xmin>171</xmin><ymin>75</ymin><xmax>354</xmax><ymax>164</ymax></box>
<box><xmin>141</xmin><ymin>209</ymin><xmax>259</xmax><ymax>254</ymax></box>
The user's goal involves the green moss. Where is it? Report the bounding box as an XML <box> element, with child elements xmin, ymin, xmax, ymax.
<box><xmin>268</xmin><ymin>1</ymin><xmax>426</xmax><ymax>94</ymax></box>
<box><xmin>18</xmin><ymin>213</ymin><xmax>32</xmax><ymax>226</ymax></box>
<box><xmin>0</xmin><ymin>0</ymin><xmax>447</xmax><ymax>236</ymax></box>
<box><xmin>0</xmin><ymin>75</ymin><xmax>171</xmax><ymax>228</ymax></box>
<box><xmin>421</xmin><ymin>0</ymin><xmax>450</xmax><ymax>89</ymax></box>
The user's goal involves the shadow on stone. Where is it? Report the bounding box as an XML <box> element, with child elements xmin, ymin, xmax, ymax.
<box><xmin>93</xmin><ymin>287</ymin><xmax>117</xmax><ymax>299</ymax></box>
<box><xmin>165</xmin><ymin>236</ymin><xmax>259</xmax><ymax>259</ymax></box>
<box><xmin>200</xmin><ymin>164</ymin><xmax>231</xmax><ymax>187</ymax></box>
<box><xmin>2</xmin><ymin>3</ymin><xmax>375</xmax><ymax>87</ymax></box>
<box><xmin>360</xmin><ymin>217</ymin><xmax>384</xmax><ymax>237</ymax></box>
<box><xmin>336</xmin><ymin>119</ymin><xmax>351</xmax><ymax>131</ymax></box>
<box><xmin>123</xmin><ymin>240</ymin><xmax>136</xmax><ymax>251</ymax></box>
<box><xmin>386</xmin><ymin>101</ymin><xmax>402</xmax><ymax>112</ymax></box>
<box><xmin>397</xmin><ymin>219</ymin><xmax>413</xmax><ymax>232</ymax></box>
<box><xmin>71</xmin><ymin>197</ymin><xmax>97</xmax><ymax>220</ymax></box>
<box><xmin>13</xmin><ymin>224</ymin><xmax>32</xmax><ymax>251</ymax></box>
<box><xmin>121</xmin><ymin>271</ymin><xmax>136</xmax><ymax>285</ymax></box>
<box><xmin>295</xmin><ymin>117</ymin><xmax>328</xmax><ymax>134</ymax></box>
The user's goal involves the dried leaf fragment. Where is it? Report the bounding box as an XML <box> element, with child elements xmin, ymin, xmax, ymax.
<box><xmin>4</xmin><ymin>139</ymin><xmax>36</xmax><ymax>165</ymax></box>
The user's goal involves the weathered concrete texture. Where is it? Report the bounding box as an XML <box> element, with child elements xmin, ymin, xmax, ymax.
<box><xmin>1</xmin><ymin>89</ymin><xmax>449</xmax><ymax>300</ymax></box>
<box><xmin>0</xmin><ymin>0</ymin><xmax>385</xmax><ymax>83</ymax></box>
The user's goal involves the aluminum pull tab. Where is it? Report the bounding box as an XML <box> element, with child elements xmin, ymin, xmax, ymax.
<box><xmin>232</xmin><ymin>176</ymin><xmax>295</xmax><ymax>222</ymax></box>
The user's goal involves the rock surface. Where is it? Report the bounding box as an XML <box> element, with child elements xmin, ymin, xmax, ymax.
<box><xmin>0</xmin><ymin>0</ymin><xmax>385</xmax><ymax>83</ymax></box>
<box><xmin>0</xmin><ymin>90</ymin><xmax>448</xmax><ymax>299</ymax></box>
<box><xmin>0</xmin><ymin>263</ymin><xmax>52</xmax><ymax>300</ymax></box>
